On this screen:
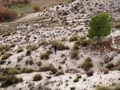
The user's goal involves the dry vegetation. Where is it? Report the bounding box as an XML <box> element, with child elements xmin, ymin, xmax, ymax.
<box><xmin>0</xmin><ymin>0</ymin><xmax>70</xmax><ymax>22</ymax></box>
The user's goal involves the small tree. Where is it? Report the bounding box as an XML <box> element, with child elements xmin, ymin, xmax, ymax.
<box><xmin>88</xmin><ymin>12</ymin><xmax>112</xmax><ymax>44</ymax></box>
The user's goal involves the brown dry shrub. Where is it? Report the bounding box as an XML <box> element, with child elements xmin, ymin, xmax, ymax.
<box><xmin>33</xmin><ymin>4</ymin><xmax>41</xmax><ymax>12</ymax></box>
<box><xmin>0</xmin><ymin>6</ymin><xmax>17</xmax><ymax>21</ymax></box>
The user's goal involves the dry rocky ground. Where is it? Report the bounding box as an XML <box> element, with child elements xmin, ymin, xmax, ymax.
<box><xmin>0</xmin><ymin>0</ymin><xmax>120</xmax><ymax>90</ymax></box>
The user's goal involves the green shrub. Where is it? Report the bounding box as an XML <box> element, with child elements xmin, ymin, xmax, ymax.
<box><xmin>17</xmin><ymin>47</ymin><xmax>23</xmax><ymax>53</ymax></box>
<box><xmin>1</xmin><ymin>52</ymin><xmax>12</xmax><ymax>60</ymax></box>
<box><xmin>33</xmin><ymin>74</ymin><xmax>42</xmax><ymax>81</ymax></box>
<box><xmin>1</xmin><ymin>75</ymin><xmax>23</xmax><ymax>87</ymax></box>
<box><xmin>21</xmin><ymin>68</ymin><xmax>35</xmax><ymax>73</ymax></box>
<box><xmin>26</xmin><ymin>45</ymin><xmax>38</xmax><ymax>51</ymax></box>
<box><xmin>40</xmin><ymin>51</ymin><xmax>50</xmax><ymax>60</ymax></box>
<box><xmin>40</xmin><ymin>65</ymin><xmax>57</xmax><ymax>74</ymax></box>
<box><xmin>37</xmin><ymin>61</ymin><xmax>42</xmax><ymax>66</ymax></box>
<box><xmin>50</xmin><ymin>41</ymin><xmax>69</xmax><ymax>50</ymax></box>
<box><xmin>73</xmin><ymin>76</ymin><xmax>80</xmax><ymax>83</ymax></box>
<box><xmin>10</xmin><ymin>43</ymin><xmax>16</xmax><ymax>48</ymax></box>
<box><xmin>26</xmin><ymin>50</ymin><xmax>31</xmax><ymax>56</ymax></box>
<box><xmin>73</xmin><ymin>42</ymin><xmax>79</xmax><ymax>50</ymax></box>
<box><xmin>88</xmin><ymin>12</ymin><xmax>112</xmax><ymax>44</ymax></box>
<box><xmin>70</xmin><ymin>49</ymin><xmax>79</xmax><ymax>59</ymax></box>
<box><xmin>69</xmin><ymin>36</ymin><xmax>78</xmax><ymax>42</ymax></box>
<box><xmin>0</xmin><ymin>68</ymin><xmax>21</xmax><ymax>77</ymax></box>
<box><xmin>86</xmin><ymin>69</ymin><xmax>94</xmax><ymax>76</ymax></box>
<box><xmin>55</xmin><ymin>70</ymin><xmax>64</xmax><ymax>76</ymax></box>
<box><xmin>81</xmin><ymin>57</ymin><xmax>93</xmax><ymax>71</ymax></box>
<box><xmin>0</xmin><ymin>73</ymin><xmax>5</xmax><ymax>81</ymax></box>
<box><xmin>7</xmin><ymin>68</ymin><xmax>20</xmax><ymax>75</ymax></box>
<box><xmin>25</xmin><ymin>59</ymin><xmax>34</xmax><ymax>65</ymax></box>
<box><xmin>0</xmin><ymin>45</ymin><xmax>6</xmax><ymax>51</ymax></box>
<box><xmin>70</xmin><ymin>87</ymin><xmax>76</xmax><ymax>90</ymax></box>
<box><xmin>96</xmin><ymin>85</ymin><xmax>110</xmax><ymax>90</ymax></box>
<box><xmin>0</xmin><ymin>50</ymin><xmax>5</xmax><ymax>56</ymax></box>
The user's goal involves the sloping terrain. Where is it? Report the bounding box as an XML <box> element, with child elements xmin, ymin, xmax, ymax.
<box><xmin>0</xmin><ymin>0</ymin><xmax>120</xmax><ymax>90</ymax></box>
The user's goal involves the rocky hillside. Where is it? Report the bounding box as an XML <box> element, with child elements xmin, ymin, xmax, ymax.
<box><xmin>0</xmin><ymin>0</ymin><xmax>120</xmax><ymax>90</ymax></box>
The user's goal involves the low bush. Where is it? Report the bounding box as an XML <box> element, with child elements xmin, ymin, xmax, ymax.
<box><xmin>1</xmin><ymin>52</ymin><xmax>12</xmax><ymax>60</ymax></box>
<box><xmin>96</xmin><ymin>85</ymin><xmax>110</xmax><ymax>90</ymax></box>
<box><xmin>17</xmin><ymin>47</ymin><xmax>23</xmax><ymax>53</ymax></box>
<box><xmin>26</xmin><ymin>45</ymin><xmax>38</xmax><ymax>51</ymax></box>
<box><xmin>55</xmin><ymin>70</ymin><xmax>64</xmax><ymax>76</ymax></box>
<box><xmin>70</xmin><ymin>49</ymin><xmax>79</xmax><ymax>59</ymax></box>
<box><xmin>70</xmin><ymin>87</ymin><xmax>76</xmax><ymax>90</ymax></box>
<box><xmin>37</xmin><ymin>61</ymin><xmax>42</xmax><ymax>66</ymax></box>
<box><xmin>115</xmin><ymin>85</ymin><xmax>120</xmax><ymax>90</ymax></box>
<box><xmin>73</xmin><ymin>76</ymin><xmax>81</xmax><ymax>82</ymax></box>
<box><xmin>25</xmin><ymin>59</ymin><xmax>34</xmax><ymax>65</ymax></box>
<box><xmin>0</xmin><ymin>6</ymin><xmax>17</xmax><ymax>22</ymax></box>
<box><xmin>0</xmin><ymin>45</ymin><xmax>6</xmax><ymax>51</ymax></box>
<box><xmin>26</xmin><ymin>50</ymin><xmax>31</xmax><ymax>56</ymax></box>
<box><xmin>33</xmin><ymin>4</ymin><xmax>41</xmax><ymax>12</ymax></box>
<box><xmin>10</xmin><ymin>43</ymin><xmax>16</xmax><ymax>48</ymax></box>
<box><xmin>73</xmin><ymin>42</ymin><xmax>79</xmax><ymax>50</ymax></box>
<box><xmin>33</xmin><ymin>74</ymin><xmax>42</xmax><ymax>81</ymax></box>
<box><xmin>7</xmin><ymin>68</ymin><xmax>20</xmax><ymax>75</ymax></box>
<box><xmin>69</xmin><ymin>36</ymin><xmax>78</xmax><ymax>42</ymax></box>
<box><xmin>81</xmin><ymin>57</ymin><xmax>93</xmax><ymax>71</ymax></box>
<box><xmin>40</xmin><ymin>65</ymin><xmax>57</xmax><ymax>74</ymax></box>
<box><xmin>50</xmin><ymin>41</ymin><xmax>69</xmax><ymax>50</ymax></box>
<box><xmin>21</xmin><ymin>68</ymin><xmax>35</xmax><ymax>73</ymax></box>
<box><xmin>40</xmin><ymin>51</ymin><xmax>50</xmax><ymax>60</ymax></box>
<box><xmin>1</xmin><ymin>75</ymin><xmax>23</xmax><ymax>87</ymax></box>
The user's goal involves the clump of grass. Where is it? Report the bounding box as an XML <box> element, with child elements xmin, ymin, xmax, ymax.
<box><xmin>70</xmin><ymin>87</ymin><xmax>76</xmax><ymax>90</ymax></box>
<box><xmin>0</xmin><ymin>50</ymin><xmax>5</xmax><ymax>56</ymax></box>
<box><xmin>21</xmin><ymin>68</ymin><xmax>35</xmax><ymax>73</ymax></box>
<box><xmin>70</xmin><ymin>49</ymin><xmax>79</xmax><ymax>59</ymax></box>
<box><xmin>115</xmin><ymin>84</ymin><xmax>120</xmax><ymax>90</ymax></box>
<box><xmin>81</xmin><ymin>57</ymin><xmax>93</xmax><ymax>71</ymax></box>
<box><xmin>33</xmin><ymin>74</ymin><xmax>42</xmax><ymax>81</ymax></box>
<box><xmin>1</xmin><ymin>75</ymin><xmax>23</xmax><ymax>87</ymax></box>
<box><xmin>40</xmin><ymin>51</ymin><xmax>50</xmax><ymax>60</ymax></box>
<box><xmin>0</xmin><ymin>6</ymin><xmax>17</xmax><ymax>22</ymax></box>
<box><xmin>50</xmin><ymin>41</ymin><xmax>69</xmax><ymax>50</ymax></box>
<box><xmin>26</xmin><ymin>50</ymin><xmax>31</xmax><ymax>56</ymax></box>
<box><xmin>106</xmin><ymin>63</ymin><xmax>115</xmax><ymax>70</ymax></box>
<box><xmin>40</xmin><ymin>65</ymin><xmax>57</xmax><ymax>74</ymax></box>
<box><xmin>86</xmin><ymin>69</ymin><xmax>94</xmax><ymax>76</ymax></box>
<box><xmin>10</xmin><ymin>43</ymin><xmax>16</xmax><ymax>48</ymax></box>
<box><xmin>73</xmin><ymin>42</ymin><xmax>79</xmax><ymax>50</ymax></box>
<box><xmin>0</xmin><ymin>45</ymin><xmax>6</xmax><ymax>51</ymax></box>
<box><xmin>96</xmin><ymin>85</ymin><xmax>110</xmax><ymax>90</ymax></box>
<box><xmin>7</xmin><ymin>68</ymin><xmax>20</xmax><ymax>75</ymax></box>
<box><xmin>1</xmin><ymin>52</ymin><xmax>12</xmax><ymax>60</ymax></box>
<box><xmin>25</xmin><ymin>59</ymin><xmax>34</xmax><ymax>65</ymax></box>
<box><xmin>69</xmin><ymin>36</ymin><xmax>78</xmax><ymax>42</ymax></box>
<box><xmin>16</xmin><ymin>47</ymin><xmax>23</xmax><ymax>53</ymax></box>
<box><xmin>33</xmin><ymin>4</ymin><xmax>41</xmax><ymax>12</ymax></box>
<box><xmin>0</xmin><ymin>73</ymin><xmax>5</xmax><ymax>81</ymax></box>
<box><xmin>73</xmin><ymin>76</ymin><xmax>81</xmax><ymax>83</ymax></box>
<box><xmin>37</xmin><ymin>61</ymin><xmax>42</xmax><ymax>66</ymax></box>
<box><xmin>0</xmin><ymin>68</ymin><xmax>20</xmax><ymax>76</ymax></box>
<box><xmin>26</xmin><ymin>44</ymin><xmax>38</xmax><ymax>51</ymax></box>
<box><xmin>55</xmin><ymin>70</ymin><xmax>64</xmax><ymax>76</ymax></box>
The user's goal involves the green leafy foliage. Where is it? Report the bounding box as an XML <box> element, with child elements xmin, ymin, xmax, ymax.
<box><xmin>88</xmin><ymin>12</ymin><xmax>112</xmax><ymax>43</ymax></box>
